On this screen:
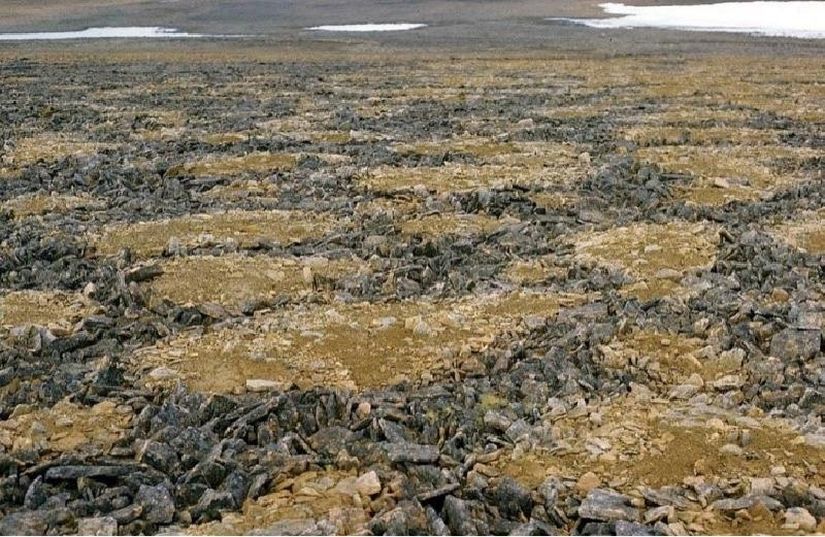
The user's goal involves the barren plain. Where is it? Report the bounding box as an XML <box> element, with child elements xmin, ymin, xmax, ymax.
<box><xmin>0</xmin><ymin>2</ymin><xmax>824</xmax><ymax>535</ymax></box>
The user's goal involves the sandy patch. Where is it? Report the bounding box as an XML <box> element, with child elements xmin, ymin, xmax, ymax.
<box><xmin>400</xmin><ymin>213</ymin><xmax>518</xmax><ymax>237</ymax></box>
<box><xmin>148</xmin><ymin>254</ymin><xmax>367</xmax><ymax>308</ymax></box>
<box><xmin>573</xmin><ymin>221</ymin><xmax>718</xmax><ymax>300</ymax></box>
<box><xmin>94</xmin><ymin>210</ymin><xmax>338</xmax><ymax>258</ymax></box>
<box><xmin>770</xmin><ymin>209</ymin><xmax>825</xmax><ymax>255</ymax></box>
<box><xmin>0</xmin><ymin>290</ymin><xmax>97</xmax><ymax>329</ymax></box>
<box><xmin>2</xmin><ymin>192</ymin><xmax>104</xmax><ymax>217</ymax></box>
<box><xmin>134</xmin><ymin>291</ymin><xmax>587</xmax><ymax>393</ymax></box>
<box><xmin>0</xmin><ymin>399</ymin><xmax>132</xmax><ymax>454</ymax></box>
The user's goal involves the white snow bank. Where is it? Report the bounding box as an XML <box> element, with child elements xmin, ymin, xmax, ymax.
<box><xmin>555</xmin><ymin>2</ymin><xmax>825</xmax><ymax>39</ymax></box>
<box><xmin>307</xmin><ymin>23</ymin><xmax>427</xmax><ymax>32</ymax></box>
<box><xmin>0</xmin><ymin>27</ymin><xmax>208</xmax><ymax>41</ymax></box>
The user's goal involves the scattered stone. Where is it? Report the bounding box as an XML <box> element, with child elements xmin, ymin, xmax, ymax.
<box><xmin>578</xmin><ymin>489</ymin><xmax>640</xmax><ymax>522</ymax></box>
<box><xmin>76</xmin><ymin>517</ymin><xmax>118</xmax><ymax>536</ymax></box>
<box><xmin>783</xmin><ymin>507</ymin><xmax>817</xmax><ymax>532</ymax></box>
<box><xmin>148</xmin><ymin>367</ymin><xmax>179</xmax><ymax>380</ymax></box>
<box><xmin>135</xmin><ymin>484</ymin><xmax>175</xmax><ymax>524</ymax></box>
<box><xmin>245</xmin><ymin>379</ymin><xmax>287</xmax><ymax>392</ymax></box>
<box><xmin>492</xmin><ymin>477</ymin><xmax>533</xmax><ymax>518</ymax></box>
<box><xmin>770</xmin><ymin>328</ymin><xmax>821</xmax><ymax>361</ymax></box>
<box><xmin>355</xmin><ymin>471</ymin><xmax>382</xmax><ymax>496</ymax></box>
<box><xmin>385</xmin><ymin>442</ymin><xmax>440</xmax><ymax>464</ymax></box>
<box><xmin>191</xmin><ymin>489</ymin><xmax>235</xmax><ymax>523</ymax></box>
<box><xmin>2</xmin><ymin>44</ymin><xmax>823</xmax><ymax>537</ymax></box>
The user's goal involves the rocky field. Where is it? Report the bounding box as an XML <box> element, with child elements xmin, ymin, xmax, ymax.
<box><xmin>0</xmin><ymin>46</ymin><xmax>823</xmax><ymax>535</ymax></box>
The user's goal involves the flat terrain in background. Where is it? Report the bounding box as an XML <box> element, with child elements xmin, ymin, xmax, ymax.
<box><xmin>1</xmin><ymin>1</ymin><xmax>824</xmax><ymax>536</ymax></box>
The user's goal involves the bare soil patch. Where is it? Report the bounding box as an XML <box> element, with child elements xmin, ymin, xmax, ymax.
<box><xmin>134</xmin><ymin>291</ymin><xmax>587</xmax><ymax>393</ymax></box>
<box><xmin>148</xmin><ymin>254</ymin><xmax>366</xmax><ymax>308</ymax></box>
<box><xmin>0</xmin><ymin>290</ymin><xmax>97</xmax><ymax>329</ymax></box>
<box><xmin>94</xmin><ymin>210</ymin><xmax>338</xmax><ymax>258</ymax></box>
<box><xmin>572</xmin><ymin>222</ymin><xmax>719</xmax><ymax>301</ymax></box>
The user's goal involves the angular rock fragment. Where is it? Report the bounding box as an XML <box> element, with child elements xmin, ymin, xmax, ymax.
<box><xmin>578</xmin><ymin>489</ymin><xmax>640</xmax><ymax>522</ymax></box>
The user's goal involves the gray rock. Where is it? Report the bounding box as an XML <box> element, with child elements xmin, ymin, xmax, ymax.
<box><xmin>580</xmin><ymin>521</ymin><xmax>615</xmax><ymax>535</ymax></box>
<box><xmin>191</xmin><ymin>489</ymin><xmax>235</xmax><ymax>523</ymax></box>
<box><xmin>795</xmin><ymin>308</ymin><xmax>825</xmax><ymax>331</ymax></box>
<box><xmin>45</xmin><ymin>465</ymin><xmax>132</xmax><ymax>480</ymax></box>
<box><xmin>640</xmin><ymin>486</ymin><xmax>692</xmax><ymax>509</ymax></box>
<box><xmin>385</xmin><ymin>442</ymin><xmax>440</xmax><ymax>464</ymax></box>
<box><xmin>484</xmin><ymin>410</ymin><xmax>513</xmax><ymax>432</ymax></box>
<box><xmin>505</xmin><ymin>419</ymin><xmax>532</xmax><ymax>442</ymax></box>
<box><xmin>109</xmin><ymin>504</ymin><xmax>143</xmax><ymax>524</ymax></box>
<box><xmin>509</xmin><ymin>518</ymin><xmax>558</xmax><ymax>535</ymax></box>
<box><xmin>493</xmin><ymin>477</ymin><xmax>533</xmax><ymax>518</ymax></box>
<box><xmin>615</xmin><ymin>520</ymin><xmax>654</xmax><ymax>535</ymax></box>
<box><xmin>425</xmin><ymin>506</ymin><xmax>450</xmax><ymax>536</ymax></box>
<box><xmin>23</xmin><ymin>475</ymin><xmax>48</xmax><ymax>509</ymax></box>
<box><xmin>770</xmin><ymin>328</ymin><xmax>821</xmax><ymax>361</ymax></box>
<box><xmin>139</xmin><ymin>441</ymin><xmax>180</xmax><ymax>473</ymax></box>
<box><xmin>369</xmin><ymin>499</ymin><xmax>429</xmax><ymax>535</ymax></box>
<box><xmin>250</xmin><ymin>518</ymin><xmax>320</xmax><ymax>535</ymax></box>
<box><xmin>309</xmin><ymin>426</ymin><xmax>355</xmax><ymax>456</ymax></box>
<box><xmin>710</xmin><ymin>495</ymin><xmax>782</xmax><ymax>512</ymax></box>
<box><xmin>784</xmin><ymin>507</ymin><xmax>817</xmax><ymax>531</ymax></box>
<box><xmin>0</xmin><ymin>511</ymin><xmax>48</xmax><ymax>536</ymax></box>
<box><xmin>135</xmin><ymin>484</ymin><xmax>175</xmax><ymax>524</ymax></box>
<box><xmin>77</xmin><ymin>517</ymin><xmax>118</xmax><ymax>536</ymax></box>
<box><xmin>124</xmin><ymin>264</ymin><xmax>163</xmax><ymax>283</ymax></box>
<box><xmin>578</xmin><ymin>489</ymin><xmax>640</xmax><ymax>522</ymax></box>
<box><xmin>668</xmin><ymin>384</ymin><xmax>700</xmax><ymax>399</ymax></box>
<box><xmin>557</xmin><ymin>302</ymin><xmax>608</xmax><ymax>322</ymax></box>
<box><xmin>443</xmin><ymin>495</ymin><xmax>479</xmax><ymax>535</ymax></box>
<box><xmin>0</xmin><ymin>366</ymin><xmax>14</xmax><ymax>387</ymax></box>
<box><xmin>379</xmin><ymin>418</ymin><xmax>409</xmax><ymax>442</ymax></box>
<box><xmin>222</xmin><ymin>470</ymin><xmax>251</xmax><ymax>507</ymax></box>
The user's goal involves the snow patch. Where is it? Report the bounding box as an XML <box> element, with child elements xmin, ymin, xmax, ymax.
<box><xmin>307</xmin><ymin>23</ymin><xmax>427</xmax><ymax>32</ymax></box>
<box><xmin>553</xmin><ymin>2</ymin><xmax>825</xmax><ymax>39</ymax></box>
<box><xmin>0</xmin><ymin>27</ymin><xmax>210</xmax><ymax>41</ymax></box>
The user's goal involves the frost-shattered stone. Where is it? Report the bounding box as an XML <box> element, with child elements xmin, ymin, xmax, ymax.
<box><xmin>385</xmin><ymin>442</ymin><xmax>440</xmax><ymax>464</ymax></box>
<box><xmin>0</xmin><ymin>512</ymin><xmax>49</xmax><ymax>535</ymax></box>
<box><xmin>77</xmin><ymin>517</ymin><xmax>118</xmax><ymax>536</ymax></box>
<box><xmin>135</xmin><ymin>484</ymin><xmax>175</xmax><ymax>524</ymax></box>
<box><xmin>770</xmin><ymin>328</ymin><xmax>821</xmax><ymax>360</ymax></box>
<box><xmin>784</xmin><ymin>507</ymin><xmax>817</xmax><ymax>532</ymax></box>
<box><xmin>578</xmin><ymin>489</ymin><xmax>641</xmax><ymax>522</ymax></box>
<box><xmin>356</xmin><ymin>471</ymin><xmax>382</xmax><ymax>496</ymax></box>
<box><xmin>191</xmin><ymin>489</ymin><xmax>235</xmax><ymax>523</ymax></box>
<box><xmin>492</xmin><ymin>477</ymin><xmax>533</xmax><ymax>518</ymax></box>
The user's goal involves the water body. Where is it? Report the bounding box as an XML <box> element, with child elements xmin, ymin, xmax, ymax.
<box><xmin>307</xmin><ymin>23</ymin><xmax>427</xmax><ymax>32</ymax></box>
<box><xmin>555</xmin><ymin>2</ymin><xmax>825</xmax><ymax>39</ymax></box>
<box><xmin>0</xmin><ymin>27</ymin><xmax>207</xmax><ymax>41</ymax></box>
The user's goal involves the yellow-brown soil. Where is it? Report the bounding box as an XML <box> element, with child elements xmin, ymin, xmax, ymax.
<box><xmin>94</xmin><ymin>210</ymin><xmax>338</xmax><ymax>258</ymax></box>
<box><xmin>134</xmin><ymin>291</ymin><xmax>588</xmax><ymax>393</ymax></box>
